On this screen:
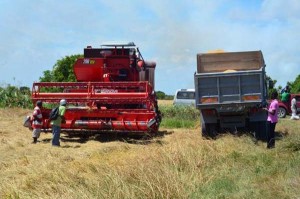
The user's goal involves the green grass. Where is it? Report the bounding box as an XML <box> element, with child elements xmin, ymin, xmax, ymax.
<box><xmin>159</xmin><ymin>105</ymin><xmax>199</xmax><ymax>128</ymax></box>
<box><xmin>1</xmin><ymin>109</ymin><xmax>300</xmax><ymax>199</ymax></box>
<box><xmin>160</xmin><ymin>118</ymin><xmax>196</xmax><ymax>128</ymax></box>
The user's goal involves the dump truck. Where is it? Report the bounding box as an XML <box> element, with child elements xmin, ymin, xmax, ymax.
<box><xmin>194</xmin><ymin>50</ymin><xmax>270</xmax><ymax>140</ymax></box>
<box><xmin>31</xmin><ymin>42</ymin><xmax>161</xmax><ymax>135</ymax></box>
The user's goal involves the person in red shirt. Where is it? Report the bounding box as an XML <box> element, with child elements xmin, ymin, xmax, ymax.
<box><xmin>31</xmin><ymin>101</ymin><xmax>43</xmax><ymax>144</ymax></box>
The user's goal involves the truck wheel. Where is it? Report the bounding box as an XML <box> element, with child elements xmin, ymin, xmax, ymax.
<box><xmin>277</xmin><ymin>107</ymin><xmax>287</xmax><ymax>118</ymax></box>
<box><xmin>202</xmin><ymin>125</ymin><xmax>209</xmax><ymax>138</ymax></box>
<box><xmin>249</xmin><ymin>121</ymin><xmax>268</xmax><ymax>141</ymax></box>
<box><xmin>202</xmin><ymin>123</ymin><xmax>218</xmax><ymax>139</ymax></box>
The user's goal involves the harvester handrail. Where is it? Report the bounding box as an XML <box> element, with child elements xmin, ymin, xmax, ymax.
<box><xmin>31</xmin><ymin>81</ymin><xmax>153</xmax><ymax>104</ymax></box>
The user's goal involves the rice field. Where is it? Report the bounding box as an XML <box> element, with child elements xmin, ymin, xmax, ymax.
<box><xmin>0</xmin><ymin>107</ymin><xmax>300</xmax><ymax>199</ymax></box>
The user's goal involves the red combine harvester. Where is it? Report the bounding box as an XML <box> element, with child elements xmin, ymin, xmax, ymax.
<box><xmin>31</xmin><ymin>42</ymin><xmax>161</xmax><ymax>134</ymax></box>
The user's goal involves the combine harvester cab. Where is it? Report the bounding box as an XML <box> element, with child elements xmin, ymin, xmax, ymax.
<box><xmin>32</xmin><ymin>42</ymin><xmax>161</xmax><ymax>135</ymax></box>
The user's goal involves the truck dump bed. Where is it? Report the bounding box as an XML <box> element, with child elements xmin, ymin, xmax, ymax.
<box><xmin>197</xmin><ymin>51</ymin><xmax>265</xmax><ymax>73</ymax></box>
<box><xmin>195</xmin><ymin>51</ymin><xmax>267</xmax><ymax>108</ymax></box>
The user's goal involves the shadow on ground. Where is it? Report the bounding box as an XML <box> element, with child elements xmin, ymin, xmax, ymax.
<box><xmin>203</xmin><ymin>129</ymin><xmax>288</xmax><ymax>144</ymax></box>
<box><xmin>41</xmin><ymin>130</ymin><xmax>174</xmax><ymax>145</ymax></box>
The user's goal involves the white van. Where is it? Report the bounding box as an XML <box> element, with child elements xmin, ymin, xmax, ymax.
<box><xmin>173</xmin><ymin>89</ymin><xmax>195</xmax><ymax>106</ymax></box>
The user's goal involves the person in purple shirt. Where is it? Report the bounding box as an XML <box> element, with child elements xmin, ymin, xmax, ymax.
<box><xmin>264</xmin><ymin>91</ymin><xmax>279</xmax><ymax>149</ymax></box>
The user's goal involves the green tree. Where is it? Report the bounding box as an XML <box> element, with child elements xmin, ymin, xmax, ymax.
<box><xmin>156</xmin><ymin>91</ymin><xmax>166</xmax><ymax>99</ymax></box>
<box><xmin>19</xmin><ymin>86</ymin><xmax>31</xmax><ymax>95</ymax></box>
<box><xmin>40</xmin><ymin>70</ymin><xmax>53</xmax><ymax>82</ymax></box>
<box><xmin>266</xmin><ymin>75</ymin><xmax>278</xmax><ymax>99</ymax></box>
<box><xmin>0</xmin><ymin>85</ymin><xmax>32</xmax><ymax>108</ymax></box>
<box><xmin>40</xmin><ymin>54</ymin><xmax>82</xmax><ymax>82</ymax></box>
<box><xmin>290</xmin><ymin>74</ymin><xmax>300</xmax><ymax>93</ymax></box>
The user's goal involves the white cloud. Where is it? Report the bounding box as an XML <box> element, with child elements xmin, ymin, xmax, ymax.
<box><xmin>261</xmin><ymin>0</ymin><xmax>300</xmax><ymax>20</ymax></box>
<box><xmin>0</xmin><ymin>0</ymin><xmax>299</xmax><ymax>93</ymax></box>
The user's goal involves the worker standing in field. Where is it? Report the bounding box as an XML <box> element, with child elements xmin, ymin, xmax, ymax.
<box><xmin>264</xmin><ymin>91</ymin><xmax>279</xmax><ymax>149</ymax></box>
<box><xmin>51</xmin><ymin>99</ymin><xmax>67</xmax><ymax>147</ymax></box>
<box><xmin>281</xmin><ymin>86</ymin><xmax>291</xmax><ymax>108</ymax></box>
<box><xmin>290</xmin><ymin>96</ymin><xmax>299</xmax><ymax>120</ymax></box>
<box><xmin>31</xmin><ymin>101</ymin><xmax>43</xmax><ymax>144</ymax></box>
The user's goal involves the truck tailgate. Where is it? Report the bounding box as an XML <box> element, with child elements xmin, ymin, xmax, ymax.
<box><xmin>194</xmin><ymin>70</ymin><xmax>266</xmax><ymax>108</ymax></box>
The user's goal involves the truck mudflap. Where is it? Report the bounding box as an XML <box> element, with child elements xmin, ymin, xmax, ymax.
<box><xmin>201</xmin><ymin>122</ymin><xmax>219</xmax><ymax>139</ymax></box>
<box><xmin>248</xmin><ymin>121</ymin><xmax>268</xmax><ymax>141</ymax></box>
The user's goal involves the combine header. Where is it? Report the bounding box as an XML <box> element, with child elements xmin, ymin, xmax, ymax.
<box><xmin>32</xmin><ymin>42</ymin><xmax>161</xmax><ymax>134</ymax></box>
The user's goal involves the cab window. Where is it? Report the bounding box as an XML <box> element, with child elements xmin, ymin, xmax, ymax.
<box><xmin>177</xmin><ymin>91</ymin><xmax>195</xmax><ymax>99</ymax></box>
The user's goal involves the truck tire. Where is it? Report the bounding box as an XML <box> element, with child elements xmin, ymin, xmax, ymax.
<box><xmin>277</xmin><ymin>107</ymin><xmax>287</xmax><ymax>118</ymax></box>
<box><xmin>201</xmin><ymin>125</ymin><xmax>209</xmax><ymax>138</ymax></box>
<box><xmin>202</xmin><ymin>123</ymin><xmax>218</xmax><ymax>139</ymax></box>
<box><xmin>249</xmin><ymin>121</ymin><xmax>268</xmax><ymax>141</ymax></box>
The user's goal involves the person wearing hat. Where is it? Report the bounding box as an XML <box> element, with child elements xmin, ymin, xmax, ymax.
<box><xmin>51</xmin><ymin>99</ymin><xmax>67</xmax><ymax>146</ymax></box>
<box><xmin>31</xmin><ymin>100</ymin><xmax>43</xmax><ymax>144</ymax></box>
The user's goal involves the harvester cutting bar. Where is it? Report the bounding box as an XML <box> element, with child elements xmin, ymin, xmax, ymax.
<box><xmin>63</xmin><ymin>112</ymin><xmax>154</xmax><ymax>131</ymax></box>
<box><xmin>41</xmin><ymin>108</ymin><xmax>157</xmax><ymax>132</ymax></box>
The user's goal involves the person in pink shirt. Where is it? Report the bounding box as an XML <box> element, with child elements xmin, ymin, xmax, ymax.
<box><xmin>264</xmin><ymin>91</ymin><xmax>279</xmax><ymax>149</ymax></box>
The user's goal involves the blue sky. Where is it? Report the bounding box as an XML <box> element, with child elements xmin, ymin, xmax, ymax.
<box><xmin>0</xmin><ymin>0</ymin><xmax>300</xmax><ymax>94</ymax></box>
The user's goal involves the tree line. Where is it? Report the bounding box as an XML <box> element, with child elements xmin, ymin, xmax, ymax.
<box><xmin>1</xmin><ymin>55</ymin><xmax>299</xmax><ymax>108</ymax></box>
